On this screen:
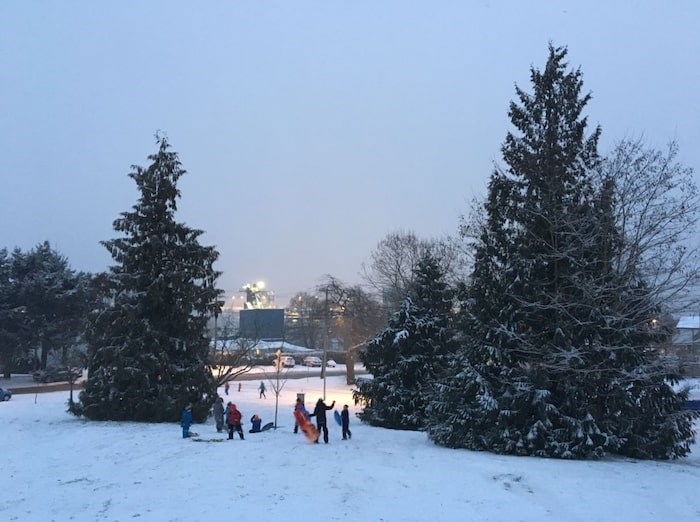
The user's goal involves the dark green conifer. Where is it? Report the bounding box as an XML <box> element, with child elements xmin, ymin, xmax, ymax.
<box><xmin>74</xmin><ymin>136</ymin><xmax>221</xmax><ymax>423</ymax></box>
<box><xmin>427</xmin><ymin>45</ymin><xmax>697</xmax><ymax>459</ymax></box>
<box><xmin>354</xmin><ymin>253</ymin><xmax>455</xmax><ymax>429</ymax></box>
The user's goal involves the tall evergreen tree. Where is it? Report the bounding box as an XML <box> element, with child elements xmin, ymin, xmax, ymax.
<box><xmin>0</xmin><ymin>249</ymin><xmax>29</xmax><ymax>377</ymax></box>
<box><xmin>13</xmin><ymin>243</ymin><xmax>92</xmax><ymax>371</ymax></box>
<box><xmin>74</xmin><ymin>136</ymin><xmax>221</xmax><ymax>423</ymax></box>
<box><xmin>427</xmin><ymin>45</ymin><xmax>697</xmax><ymax>459</ymax></box>
<box><xmin>354</xmin><ymin>253</ymin><xmax>455</xmax><ymax>430</ymax></box>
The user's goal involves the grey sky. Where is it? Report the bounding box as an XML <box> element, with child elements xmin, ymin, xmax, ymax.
<box><xmin>2</xmin><ymin>1</ymin><xmax>698</xmax><ymax>305</ymax></box>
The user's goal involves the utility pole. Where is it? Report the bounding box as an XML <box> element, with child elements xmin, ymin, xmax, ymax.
<box><xmin>273</xmin><ymin>349</ymin><xmax>281</xmax><ymax>429</ymax></box>
<box><xmin>321</xmin><ymin>285</ymin><xmax>329</xmax><ymax>400</ymax></box>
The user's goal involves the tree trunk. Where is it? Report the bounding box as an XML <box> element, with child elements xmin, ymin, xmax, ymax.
<box><xmin>40</xmin><ymin>337</ymin><xmax>49</xmax><ymax>369</ymax></box>
<box><xmin>345</xmin><ymin>351</ymin><xmax>355</xmax><ymax>385</ymax></box>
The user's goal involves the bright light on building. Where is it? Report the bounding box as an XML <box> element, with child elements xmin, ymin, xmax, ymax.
<box><xmin>241</xmin><ymin>281</ymin><xmax>275</xmax><ymax>309</ymax></box>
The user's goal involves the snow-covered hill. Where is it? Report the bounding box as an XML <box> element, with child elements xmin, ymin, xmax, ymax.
<box><xmin>4</xmin><ymin>375</ymin><xmax>700</xmax><ymax>521</ymax></box>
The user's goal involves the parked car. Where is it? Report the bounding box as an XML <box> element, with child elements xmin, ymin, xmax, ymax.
<box><xmin>303</xmin><ymin>356</ymin><xmax>322</xmax><ymax>367</ymax></box>
<box><xmin>0</xmin><ymin>387</ymin><xmax>11</xmax><ymax>401</ymax></box>
<box><xmin>326</xmin><ymin>359</ymin><xmax>337</xmax><ymax>368</ymax></box>
<box><xmin>272</xmin><ymin>355</ymin><xmax>295</xmax><ymax>369</ymax></box>
<box><xmin>32</xmin><ymin>367</ymin><xmax>81</xmax><ymax>383</ymax></box>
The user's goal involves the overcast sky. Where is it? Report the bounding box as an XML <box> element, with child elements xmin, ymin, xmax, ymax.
<box><xmin>2</xmin><ymin>1</ymin><xmax>698</xmax><ymax>305</ymax></box>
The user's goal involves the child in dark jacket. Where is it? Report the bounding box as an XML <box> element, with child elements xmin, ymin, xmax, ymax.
<box><xmin>341</xmin><ymin>404</ymin><xmax>352</xmax><ymax>440</ymax></box>
<box><xmin>249</xmin><ymin>414</ymin><xmax>262</xmax><ymax>433</ymax></box>
<box><xmin>180</xmin><ymin>403</ymin><xmax>193</xmax><ymax>438</ymax></box>
<box><xmin>213</xmin><ymin>397</ymin><xmax>225</xmax><ymax>433</ymax></box>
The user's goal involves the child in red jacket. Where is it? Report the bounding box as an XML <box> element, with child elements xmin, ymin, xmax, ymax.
<box><xmin>226</xmin><ymin>403</ymin><xmax>244</xmax><ymax>440</ymax></box>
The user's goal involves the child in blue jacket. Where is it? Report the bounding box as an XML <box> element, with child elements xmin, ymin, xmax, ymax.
<box><xmin>341</xmin><ymin>404</ymin><xmax>352</xmax><ymax>440</ymax></box>
<box><xmin>249</xmin><ymin>414</ymin><xmax>262</xmax><ymax>433</ymax></box>
<box><xmin>180</xmin><ymin>403</ymin><xmax>193</xmax><ymax>438</ymax></box>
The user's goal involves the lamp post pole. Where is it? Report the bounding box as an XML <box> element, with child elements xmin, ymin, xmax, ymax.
<box><xmin>273</xmin><ymin>349</ymin><xmax>281</xmax><ymax>429</ymax></box>
<box><xmin>321</xmin><ymin>286</ymin><xmax>329</xmax><ymax>400</ymax></box>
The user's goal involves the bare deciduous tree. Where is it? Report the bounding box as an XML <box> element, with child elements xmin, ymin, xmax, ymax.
<box><xmin>361</xmin><ymin>230</ymin><xmax>464</xmax><ymax>313</ymax></box>
<box><xmin>261</xmin><ymin>349</ymin><xmax>293</xmax><ymax>429</ymax></box>
<box><xmin>597</xmin><ymin>138</ymin><xmax>700</xmax><ymax>313</ymax></box>
<box><xmin>285</xmin><ymin>292</ymin><xmax>324</xmax><ymax>350</ymax></box>
<box><xmin>317</xmin><ymin>276</ymin><xmax>385</xmax><ymax>384</ymax></box>
<box><xmin>208</xmin><ymin>313</ymin><xmax>257</xmax><ymax>387</ymax></box>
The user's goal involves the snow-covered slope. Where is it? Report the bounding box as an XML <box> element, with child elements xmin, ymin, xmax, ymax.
<box><xmin>4</xmin><ymin>375</ymin><xmax>700</xmax><ymax>521</ymax></box>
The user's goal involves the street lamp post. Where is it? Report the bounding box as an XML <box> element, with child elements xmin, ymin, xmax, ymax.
<box><xmin>273</xmin><ymin>349</ymin><xmax>281</xmax><ymax>429</ymax></box>
<box><xmin>321</xmin><ymin>286</ymin><xmax>329</xmax><ymax>400</ymax></box>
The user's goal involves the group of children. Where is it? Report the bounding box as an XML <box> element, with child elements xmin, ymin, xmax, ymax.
<box><xmin>294</xmin><ymin>397</ymin><xmax>352</xmax><ymax>443</ymax></box>
<box><xmin>180</xmin><ymin>392</ymin><xmax>353</xmax><ymax>442</ymax></box>
<box><xmin>211</xmin><ymin>397</ymin><xmax>257</xmax><ymax>439</ymax></box>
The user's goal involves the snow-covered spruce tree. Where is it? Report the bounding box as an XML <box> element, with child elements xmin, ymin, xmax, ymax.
<box><xmin>353</xmin><ymin>253</ymin><xmax>456</xmax><ymax>430</ymax></box>
<box><xmin>0</xmin><ymin>248</ymin><xmax>30</xmax><ymax>378</ymax></box>
<box><xmin>72</xmin><ymin>136</ymin><xmax>221</xmax><ymax>423</ymax></box>
<box><xmin>12</xmin><ymin>242</ymin><xmax>93</xmax><ymax>371</ymax></box>
<box><xmin>427</xmin><ymin>45</ymin><xmax>697</xmax><ymax>459</ymax></box>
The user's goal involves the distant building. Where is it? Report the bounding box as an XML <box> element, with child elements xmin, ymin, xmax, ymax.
<box><xmin>239</xmin><ymin>308</ymin><xmax>285</xmax><ymax>341</ymax></box>
<box><xmin>671</xmin><ymin>315</ymin><xmax>700</xmax><ymax>377</ymax></box>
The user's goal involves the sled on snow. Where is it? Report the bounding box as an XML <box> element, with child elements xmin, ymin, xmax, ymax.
<box><xmin>249</xmin><ymin>422</ymin><xmax>275</xmax><ymax>434</ymax></box>
<box><xmin>294</xmin><ymin>410</ymin><xmax>319</xmax><ymax>443</ymax></box>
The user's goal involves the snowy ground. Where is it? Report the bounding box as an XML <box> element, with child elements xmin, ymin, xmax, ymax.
<box><xmin>4</xmin><ymin>375</ymin><xmax>700</xmax><ymax>522</ymax></box>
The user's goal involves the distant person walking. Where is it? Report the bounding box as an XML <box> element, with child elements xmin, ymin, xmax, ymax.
<box><xmin>180</xmin><ymin>403</ymin><xmax>193</xmax><ymax>439</ymax></box>
<box><xmin>227</xmin><ymin>403</ymin><xmax>244</xmax><ymax>440</ymax></box>
<box><xmin>259</xmin><ymin>381</ymin><xmax>267</xmax><ymax>399</ymax></box>
<box><xmin>213</xmin><ymin>397</ymin><xmax>225</xmax><ymax>433</ymax></box>
<box><xmin>309</xmin><ymin>397</ymin><xmax>336</xmax><ymax>444</ymax></box>
<box><xmin>341</xmin><ymin>404</ymin><xmax>352</xmax><ymax>440</ymax></box>
<box><xmin>224</xmin><ymin>381</ymin><xmax>230</xmax><ymax>395</ymax></box>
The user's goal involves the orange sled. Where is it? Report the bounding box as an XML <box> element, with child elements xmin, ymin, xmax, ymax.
<box><xmin>294</xmin><ymin>410</ymin><xmax>319</xmax><ymax>443</ymax></box>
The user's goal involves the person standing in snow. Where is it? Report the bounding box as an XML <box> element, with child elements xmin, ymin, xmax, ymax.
<box><xmin>309</xmin><ymin>397</ymin><xmax>335</xmax><ymax>444</ymax></box>
<box><xmin>293</xmin><ymin>398</ymin><xmax>309</xmax><ymax>434</ymax></box>
<box><xmin>227</xmin><ymin>403</ymin><xmax>244</xmax><ymax>440</ymax></box>
<box><xmin>225</xmin><ymin>401</ymin><xmax>233</xmax><ymax>431</ymax></box>
<box><xmin>224</xmin><ymin>381</ymin><xmax>230</xmax><ymax>395</ymax></box>
<box><xmin>213</xmin><ymin>397</ymin><xmax>225</xmax><ymax>433</ymax></box>
<box><xmin>259</xmin><ymin>381</ymin><xmax>266</xmax><ymax>399</ymax></box>
<box><xmin>180</xmin><ymin>403</ymin><xmax>193</xmax><ymax>438</ymax></box>
<box><xmin>341</xmin><ymin>404</ymin><xmax>352</xmax><ymax>440</ymax></box>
